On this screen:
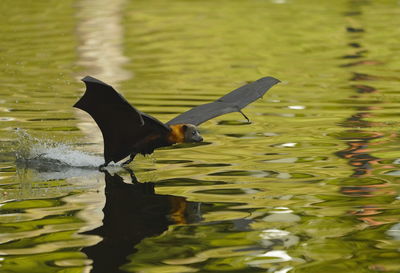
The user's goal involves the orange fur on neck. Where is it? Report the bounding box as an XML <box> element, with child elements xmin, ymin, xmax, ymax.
<box><xmin>167</xmin><ymin>124</ymin><xmax>185</xmax><ymax>144</ymax></box>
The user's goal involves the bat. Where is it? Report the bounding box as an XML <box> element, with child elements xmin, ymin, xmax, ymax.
<box><xmin>74</xmin><ymin>76</ymin><xmax>280</xmax><ymax>168</ymax></box>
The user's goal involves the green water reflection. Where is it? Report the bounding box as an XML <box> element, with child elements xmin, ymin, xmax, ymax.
<box><xmin>1</xmin><ymin>0</ymin><xmax>400</xmax><ymax>272</ymax></box>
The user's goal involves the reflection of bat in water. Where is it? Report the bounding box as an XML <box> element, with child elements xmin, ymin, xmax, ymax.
<box><xmin>82</xmin><ymin>170</ymin><xmax>200</xmax><ymax>273</ymax></box>
<box><xmin>74</xmin><ymin>76</ymin><xmax>280</xmax><ymax>167</ymax></box>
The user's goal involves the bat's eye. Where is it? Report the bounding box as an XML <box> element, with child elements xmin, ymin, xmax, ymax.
<box><xmin>192</xmin><ymin>131</ymin><xmax>196</xmax><ymax>135</ymax></box>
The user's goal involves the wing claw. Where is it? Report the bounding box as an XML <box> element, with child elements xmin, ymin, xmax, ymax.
<box><xmin>238</xmin><ymin>110</ymin><xmax>250</xmax><ymax>123</ymax></box>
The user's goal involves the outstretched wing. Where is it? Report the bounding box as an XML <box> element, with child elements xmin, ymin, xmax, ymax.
<box><xmin>166</xmin><ymin>77</ymin><xmax>280</xmax><ymax>126</ymax></box>
<box><xmin>74</xmin><ymin>76</ymin><xmax>170</xmax><ymax>164</ymax></box>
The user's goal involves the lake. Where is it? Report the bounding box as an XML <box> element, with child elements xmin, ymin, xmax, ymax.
<box><xmin>1</xmin><ymin>0</ymin><xmax>400</xmax><ymax>272</ymax></box>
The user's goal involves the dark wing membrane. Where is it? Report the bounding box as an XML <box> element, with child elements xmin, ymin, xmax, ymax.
<box><xmin>166</xmin><ymin>77</ymin><xmax>280</xmax><ymax>126</ymax></box>
<box><xmin>74</xmin><ymin>76</ymin><xmax>169</xmax><ymax>164</ymax></box>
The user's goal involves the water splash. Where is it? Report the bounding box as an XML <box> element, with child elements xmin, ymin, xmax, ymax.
<box><xmin>15</xmin><ymin>129</ymin><xmax>104</xmax><ymax>169</ymax></box>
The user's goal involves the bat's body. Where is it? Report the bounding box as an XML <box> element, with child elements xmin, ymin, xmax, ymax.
<box><xmin>74</xmin><ymin>76</ymin><xmax>280</xmax><ymax>168</ymax></box>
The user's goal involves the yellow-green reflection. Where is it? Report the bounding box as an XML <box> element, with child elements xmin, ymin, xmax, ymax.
<box><xmin>1</xmin><ymin>0</ymin><xmax>400</xmax><ymax>273</ymax></box>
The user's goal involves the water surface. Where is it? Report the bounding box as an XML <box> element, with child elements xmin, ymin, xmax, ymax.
<box><xmin>1</xmin><ymin>0</ymin><xmax>400</xmax><ymax>272</ymax></box>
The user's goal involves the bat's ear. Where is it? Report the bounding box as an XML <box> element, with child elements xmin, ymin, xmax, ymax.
<box><xmin>182</xmin><ymin>124</ymin><xmax>188</xmax><ymax>131</ymax></box>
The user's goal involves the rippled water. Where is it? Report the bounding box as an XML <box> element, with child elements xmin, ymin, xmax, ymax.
<box><xmin>1</xmin><ymin>0</ymin><xmax>400</xmax><ymax>272</ymax></box>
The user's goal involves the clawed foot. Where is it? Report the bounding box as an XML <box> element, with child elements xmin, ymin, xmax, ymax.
<box><xmin>121</xmin><ymin>154</ymin><xmax>136</xmax><ymax>166</ymax></box>
<box><xmin>98</xmin><ymin>163</ymin><xmax>107</xmax><ymax>171</ymax></box>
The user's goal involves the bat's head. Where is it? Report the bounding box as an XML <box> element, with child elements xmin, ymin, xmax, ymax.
<box><xmin>182</xmin><ymin>124</ymin><xmax>203</xmax><ymax>143</ymax></box>
<box><xmin>167</xmin><ymin>124</ymin><xmax>203</xmax><ymax>144</ymax></box>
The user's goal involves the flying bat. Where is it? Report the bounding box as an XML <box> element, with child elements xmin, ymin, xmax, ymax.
<box><xmin>74</xmin><ymin>76</ymin><xmax>280</xmax><ymax>168</ymax></box>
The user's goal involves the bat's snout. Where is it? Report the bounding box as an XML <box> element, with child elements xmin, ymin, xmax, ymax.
<box><xmin>192</xmin><ymin>130</ymin><xmax>203</xmax><ymax>142</ymax></box>
<box><xmin>189</xmin><ymin>132</ymin><xmax>203</xmax><ymax>143</ymax></box>
<box><xmin>194</xmin><ymin>135</ymin><xmax>203</xmax><ymax>142</ymax></box>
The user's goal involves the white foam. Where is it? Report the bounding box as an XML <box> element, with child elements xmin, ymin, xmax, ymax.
<box><xmin>15</xmin><ymin>129</ymin><xmax>105</xmax><ymax>168</ymax></box>
<box><xmin>30</xmin><ymin>143</ymin><xmax>103</xmax><ymax>167</ymax></box>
